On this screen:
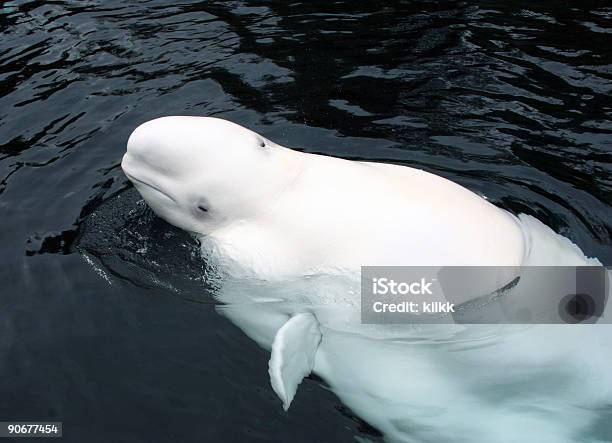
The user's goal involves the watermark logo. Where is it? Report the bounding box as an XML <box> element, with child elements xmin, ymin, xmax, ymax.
<box><xmin>372</xmin><ymin>277</ymin><xmax>434</xmax><ymax>295</ymax></box>
<box><xmin>361</xmin><ymin>266</ymin><xmax>610</xmax><ymax>324</ymax></box>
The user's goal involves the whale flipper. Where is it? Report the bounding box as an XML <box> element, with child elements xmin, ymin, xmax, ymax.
<box><xmin>268</xmin><ymin>312</ymin><xmax>322</xmax><ymax>410</ymax></box>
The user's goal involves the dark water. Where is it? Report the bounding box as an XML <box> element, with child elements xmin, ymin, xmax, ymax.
<box><xmin>1</xmin><ymin>1</ymin><xmax>611</xmax><ymax>442</ymax></box>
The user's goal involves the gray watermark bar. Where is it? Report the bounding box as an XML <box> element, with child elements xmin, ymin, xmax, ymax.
<box><xmin>361</xmin><ymin>266</ymin><xmax>610</xmax><ymax>324</ymax></box>
<box><xmin>0</xmin><ymin>422</ymin><xmax>62</xmax><ymax>438</ymax></box>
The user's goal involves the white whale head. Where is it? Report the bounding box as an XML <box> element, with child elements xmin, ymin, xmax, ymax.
<box><xmin>121</xmin><ymin>116</ymin><xmax>301</xmax><ymax>234</ymax></box>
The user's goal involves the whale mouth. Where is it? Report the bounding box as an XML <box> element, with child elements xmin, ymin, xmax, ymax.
<box><xmin>124</xmin><ymin>171</ymin><xmax>176</xmax><ymax>203</ymax></box>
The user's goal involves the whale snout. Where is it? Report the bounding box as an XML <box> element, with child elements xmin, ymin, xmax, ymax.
<box><xmin>125</xmin><ymin>118</ymin><xmax>167</xmax><ymax>162</ymax></box>
<box><xmin>122</xmin><ymin>118</ymin><xmax>191</xmax><ymax>205</ymax></box>
<box><xmin>120</xmin><ymin>152</ymin><xmax>140</xmax><ymax>183</ymax></box>
<box><xmin>124</xmin><ymin>117</ymin><xmax>200</xmax><ymax>181</ymax></box>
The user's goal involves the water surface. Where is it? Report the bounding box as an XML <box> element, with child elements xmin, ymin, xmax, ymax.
<box><xmin>1</xmin><ymin>1</ymin><xmax>611</xmax><ymax>442</ymax></box>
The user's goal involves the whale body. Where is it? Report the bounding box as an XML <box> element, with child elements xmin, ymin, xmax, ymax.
<box><xmin>121</xmin><ymin>116</ymin><xmax>609</xmax><ymax>442</ymax></box>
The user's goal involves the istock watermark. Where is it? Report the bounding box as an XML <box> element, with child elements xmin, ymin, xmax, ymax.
<box><xmin>372</xmin><ymin>277</ymin><xmax>434</xmax><ymax>295</ymax></box>
<box><xmin>361</xmin><ymin>266</ymin><xmax>611</xmax><ymax>324</ymax></box>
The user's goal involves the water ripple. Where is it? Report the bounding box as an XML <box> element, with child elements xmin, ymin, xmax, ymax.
<box><xmin>0</xmin><ymin>2</ymin><xmax>610</xmax><ymax>265</ymax></box>
<box><xmin>0</xmin><ymin>2</ymin><xmax>611</xmax><ymax>441</ymax></box>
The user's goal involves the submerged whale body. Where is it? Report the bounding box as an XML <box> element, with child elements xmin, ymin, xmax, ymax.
<box><xmin>121</xmin><ymin>116</ymin><xmax>609</xmax><ymax>443</ymax></box>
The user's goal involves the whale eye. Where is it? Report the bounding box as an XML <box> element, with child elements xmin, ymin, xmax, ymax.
<box><xmin>195</xmin><ymin>198</ymin><xmax>211</xmax><ymax>216</ymax></box>
<box><xmin>259</xmin><ymin>139</ymin><xmax>265</xmax><ymax>148</ymax></box>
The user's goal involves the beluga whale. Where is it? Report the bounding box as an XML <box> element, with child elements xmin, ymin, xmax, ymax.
<box><xmin>121</xmin><ymin>116</ymin><xmax>529</xmax><ymax>272</ymax></box>
<box><xmin>121</xmin><ymin>116</ymin><xmax>608</xmax><ymax>442</ymax></box>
